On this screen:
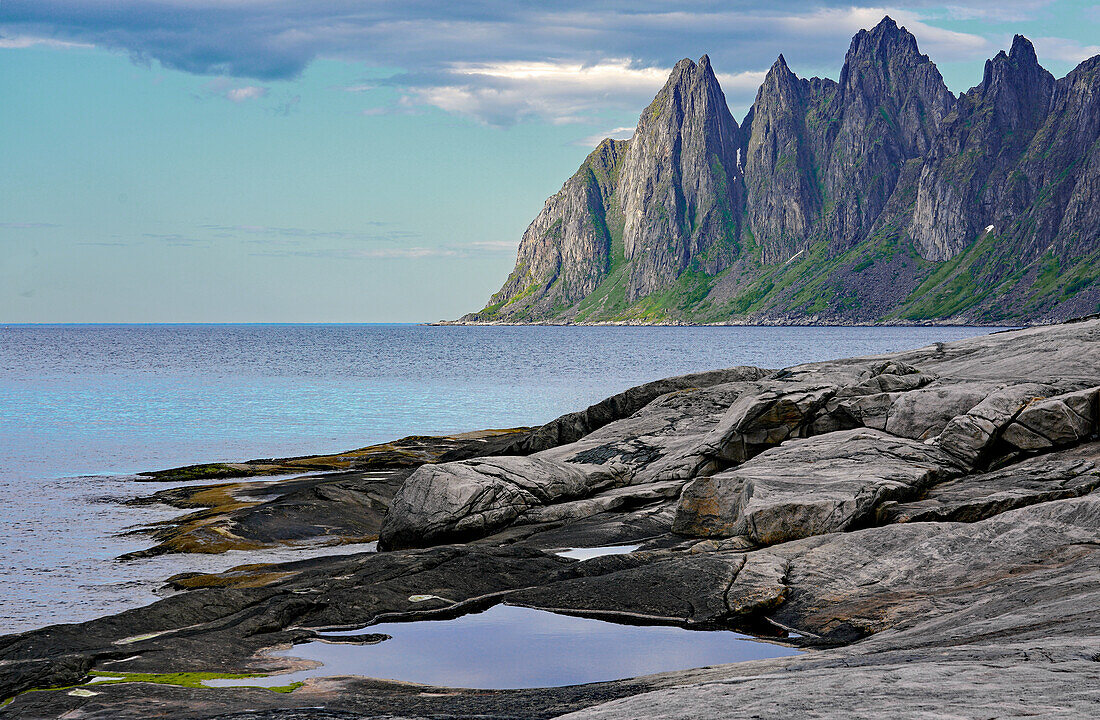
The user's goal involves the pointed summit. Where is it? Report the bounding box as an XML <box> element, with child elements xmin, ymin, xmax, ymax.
<box><xmin>761</xmin><ymin>54</ymin><xmax>799</xmax><ymax>93</ymax></box>
<box><xmin>650</xmin><ymin>55</ymin><xmax>720</xmax><ymax>100</ymax></box>
<box><xmin>872</xmin><ymin>15</ymin><xmax>900</xmax><ymax>34</ymax></box>
<box><xmin>744</xmin><ymin>51</ymin><xmax>825</xmax><ymax>262</ymax></box>
<box><xmin>983</xmin><ymin>35</ymin><xmax>1043</xmax><ymax>77</ymax></box>
<box><xmin>983</xmin><ymin>34</ymin><xmax>1042</xmax><ymax>85</ymax></box>
<box><xmin>980</xmin><ymin>33</ymin><xmax>1053</xmax><ymax>128</ymax></box>
<box><xmin>657</xmin><ymin>54</ymin><xmax>721</xmax><ymax>94</ymax></box>
<box><xmin>756</xmin><ymin>54</ymin><xmax>804</xmax><ymax>115</ymax></box>
<box><xmin>842</xmin><ymin>15</ymin><xmax>920</xmax><ymax>68</ymax></box>
<box><xmin>910</xmin><ymin>34</ymin><xmax>1053</xmax><ymax>262</ymax></box>
<box><xmin>824</xmin><ymin>16</ymin><xmax>954</xmax><ymax>246</ymax></box>
<box><xmin>617</xmin><ymin>55</ymin><xmax>744</xmax><ymax>298</ymax></box>
<box><xmin>667</xmin><ymin>56</ymin><xmax>697</xmax><ymax>81</ymax></box>
<box><xmin>1009</xmin><ymin>34</ymin><xmax>1038</xmax><ymax>65</ymax></box>
<box><xmin>841</xmin><ymin>16</ymin><xmax>928</xmax><ymax>91</ymax></box>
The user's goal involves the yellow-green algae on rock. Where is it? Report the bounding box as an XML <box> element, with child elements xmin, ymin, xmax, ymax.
<box><xmin>1</xmin><ymin>671</ymin><xmax>304</xmax><ymax>706</ymax></box>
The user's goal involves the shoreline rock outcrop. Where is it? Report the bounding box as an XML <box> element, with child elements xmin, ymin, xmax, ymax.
<box><xmin>2</xmin><ymin>318</ymin><xmax>1099</xmax><ymax>719</ymax></box>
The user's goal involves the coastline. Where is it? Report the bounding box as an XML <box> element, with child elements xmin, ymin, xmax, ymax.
<box><xmin>2</xmin><ymin>318</ymin><xmax>1098</xmax><ymax>719</ymax></box>
<box><xmin>430</xmin><ymin>318</ymin><xmax>1029</xmax><ymax>327</ymax></box>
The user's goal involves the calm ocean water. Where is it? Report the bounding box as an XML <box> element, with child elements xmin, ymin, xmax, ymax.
<box><xmin>0</xmin><ymin>324</ymin><xmax>1007</xmax><ymax>633</ymax></box>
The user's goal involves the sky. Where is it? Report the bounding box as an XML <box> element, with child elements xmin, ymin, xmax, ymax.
<box><xmin>2</xmin><ymin>1</ymin><xmax>1098</xmax><ymax>322</ymax></box>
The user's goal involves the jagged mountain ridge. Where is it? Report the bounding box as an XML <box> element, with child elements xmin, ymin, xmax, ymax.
<box><xmin>464</xmin><ymin>17</ymin><xmax>1100</xmax><ymax>325</ymax></box>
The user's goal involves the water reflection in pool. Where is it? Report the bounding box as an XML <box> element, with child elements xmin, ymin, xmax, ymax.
<box><xmin>206</xmin><ymin>604</ymin><xmax>800</xmax><ymax>690</ymax></box>
<box><xmin>554</xmin><ymin>545</ymin><xmax>641</xmax><ymax>560</ymax></box>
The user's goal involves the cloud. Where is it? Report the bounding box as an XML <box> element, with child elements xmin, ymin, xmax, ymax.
<box><xmin>64</xmin><ymin>223</ymin><xmax>427</xmax><ymax>255</ymax></box>
<box><xmin>464</xmin><ymin>240</ymin><xmax>520</xmax><ymax>253</ymax></box>
<box><xmin>2</xmin><ymin>1</ymin><xmax>1074</xmax><ymax>124</ymax></box>
<box><xmin>0</xmin><ymin>3</ymin><xmax>993</xmax><ymax>78</ymax></box>
<box><xmin>392</xmin><ymin>64</ymin><xmax>773</xmax><ymax>127</ymax></box>
<box><xmin>250</xmin><ymin>240</ymin><xmax>519</xmax><ymax>261</ymax></box>
<box><xmin>200</xmin><ymin>223</ymin><xmax>416</xmax><ymax>242</ymax></box>
<box><xmin>1032</xmin><ymin>36</ymin><xmax>1100</xmax><ymax>65</ymax></box>
<box><xmin>245</xmin><ymin>246</ymin><xmax>452</xmax><ymax>260</ymax></box>
<box><xmin>354</xmin><ymin>247</ymin><xmax>458</xmax><ymax>259</ymax></box>
<box><xmin>573</xmin><ymin>125</ymin><xmax>635</xmax><ymax>147</ymax></box>
<box><xmin>272</xmin><ymin>94</ymin><xmax>301</xmax><ymax>115</ymax></box>
<box><xmin>938</xmin><ymin>1</ymin><xmax>1057</xmax><ymax>21</ymax></box>
<box><xmin>730</xmin><ymin>6</ymin><xmax>991</xmax><ymax>63</ymax></box>
<box><xmin>0</xmin><ymin>34</ymin><xmax>90</xmax><ymax>49</ymax></box>
<box><xmin>351</xmin><ymin>240</ymin><xmax>520</xmax><ymax>259</ymax></box>
<box><xmin>225</xmin><ymin>85</ymin><xmax>267</xmax><ymax>102</ymax></box>
<box><xmin>0</xmin><ymin>221</ymin><xmax>59</xmax><ymax>229</ymax></box>
<box><xmin>200</xmin><ymin>78</ymin><xmax>269</xmax><ymax>102</ymax></box>
<box><xmin>398</xmin><ymin>58</ymin><xmax>677</xmax><ymax>126</ymax></box>
<box><xmin>143</xmin><ymin>233</ymin><xmax>206</xmax><ymax>246</ymax></box>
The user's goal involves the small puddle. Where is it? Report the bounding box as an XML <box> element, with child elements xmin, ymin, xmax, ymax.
<box><xmin>554</xmin><ymin>544</ymin><xmax>640</xmax><ymax>560</ymax></box>
<box><xmin>205</xmin><ymin>604</ymin><xmax>800</xmax><ymax>690</ymax></box>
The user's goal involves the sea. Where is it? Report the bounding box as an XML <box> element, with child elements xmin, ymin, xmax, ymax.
<box><xmin>0</xmin><ymin>323</ymin><xmax>1009</xmax><ymax>634</ymax></box>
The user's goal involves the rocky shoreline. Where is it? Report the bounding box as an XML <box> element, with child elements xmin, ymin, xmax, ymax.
<box><xmin>2</xmin><ymin>318</ymin><xmax>1099</xmax><ymax>719</ymax></box>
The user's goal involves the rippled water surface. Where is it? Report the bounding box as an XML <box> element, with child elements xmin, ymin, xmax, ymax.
<box><xmin>0</xmin><ymin>323</ymin><xmax>1007</xmax><ymax>632</ymax></box>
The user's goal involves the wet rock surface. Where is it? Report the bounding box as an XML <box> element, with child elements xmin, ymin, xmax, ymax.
<box><xmin>126</xmin><ymin>430</ymin><xmax>533</xmax><ymax>556</ymax></box>
<box><xmin>3</xmin><ymin>319</ymin><xmax>1100</xmax><ymax>719</ymax></box>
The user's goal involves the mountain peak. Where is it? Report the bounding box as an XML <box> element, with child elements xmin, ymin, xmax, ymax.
<box><xmin>759</xmin><ymin>53</ymin><xmax>801</xmax><ymax>101</ymax></box>
<box><xmin>847</xmin><ymin>15</ymin><xmax>921</xmax><ymax>63</ymax></box>
<box><xmin>640</xmin><ymin>55</ymin><xmax>728</xmax><ymax>135</ymax></box>
<box><xmin>662</xmin><ymin>57</ymin><xmax>697</xmax><ymax>90</ymax></box>
<box><xmin>671</xmin><ymin>57</ymin><xmax>696</xmax><ymax>74</ymax></box>
<box><xmin>981</xmin><ymin>33</ymin><xmax>1050</xmax><ymax>92</ymax></box>
<box><xmin>470</xmin><ymin>19</ymin><xmax>1099</xmax><ymax>327</ymax></box>
<box><xmin>616</xmin><ymin>49</ymin><xmax>743</xmax><ymax>298</ymax></box>
<box><xmin>664</xmin><ymin>55</ymin><xmax>721</xmax><ymax>89</ymax></box>
<box><xmin>837</xmin><ymin>14</ymin><xmax>944</xmax><ymax>105</ymax></box>
<box><xmin>984</xmin><ymin>35</ymin><xmax>1041</xmax><ymax>85</ymax></box>
<box><xmin>872</xmin><ymin>15</ymin><xmax>900</xmax><ymax>35</ymax></box>
<box><xmin>1009</xmin><ymin>34</ymin><xmax>1038</xmax><ymax>65</ymax></box>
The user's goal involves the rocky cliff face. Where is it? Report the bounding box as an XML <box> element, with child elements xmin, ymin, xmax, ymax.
<box><xmin>617</xmin><ymin>55</ymin><xmax>744</xmax><ymax>300</ymax></box>
<box><xmin>480</xmin><ymin>138</ymin><xmax>628</xmax><ymax>319</ymax></box>
<box><xmin>821</xmin><ymin>19</ymin><xmax>955</xmax><ymax>252</ymax></box>
<box><xmin>464</xmin><ymin>17</ymin><xmax>1100</xmax><ymax>325</ymax></box>
<box><xmin>742</xmin><ymin>56</ymin><xmax>832</xmax><ymax>264</ymax></box>
<box><xmin>910</xmin><ymin>35</ymin><xmax>1057</xmax><ymax>262</ymax></box>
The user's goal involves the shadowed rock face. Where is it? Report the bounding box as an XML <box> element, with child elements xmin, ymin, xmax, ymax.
<box><xmin>880</xmin><ymin>442</ymin><xmax>1100</xmax><ymax>523</ymax></box>
<box><xmin>743</xmin><ymin>56</ymin><xmax>834</xmax><ymax>263</ymax></box>
<box><xmin>4</xmin><ymin>320</ymin><xmax>1100</xmax><ymax>719</ymax></box>
<box><xmin>465</xmin><ymin>17</ymin><xmax>1100</xmax><ymax>326</ymax></box>
<box><xmin>125</xmin><ymin>430</ymin><xmax>535</xmax><ymax>556</ymax></box>
<box><xmin>910</xmin><ymin>35</ymin><xmax>1057</xmax><ymax>261</ymax></box>
<box><xmin>822</xmin><ymin>17</ymin><xmax>954</xmax><ymax>251</ymax></box>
